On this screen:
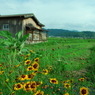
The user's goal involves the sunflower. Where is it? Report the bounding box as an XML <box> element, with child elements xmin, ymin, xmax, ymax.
<box><xmin>80</xmin><ymin>87</ymin><xmax>88</xmax><ymax>95</ymax></box>
<box><xmin>5</xmin><ymin>79</ymin><xmax>9</xmax><ymax>83</ymax></box>
<box><xmin>27</xmin><ymin>66</ymin><xmax>33</xmax><ymax>71</ymax></box>
<box><xmin>24</xmin><ymin>57</ymin><xmax>28</xmax><ymax>60</ymax></box>
<box><xmin>34</xmin><ymin>90</ymin><xmax>44</xmax><ymax>95</ymax></box>
<box><xmin>0</xmin><ymin>92</ymin><xmax>2</xmax><ymax>94</ymax></box>
<box><xmin>34</xmin><ymin>58</ymin><xmax>39</xmax><ymax>62</ymax></box>
<box><xmin>63</xmin><ymin>79</ymin><xmax>73</xmax><ymax>84</ymax></box>
<box><xmin>24</xmin><ymin>82</ymin><xmax>31</xmax><ymax>91</ymax></box>
<box><xmin>50</xmin><ymin>78</ymin><xmax>58</xmax><ymax>84</ymax></box>
<box><xmin>11</xmin><ymin>91</ymin><xmax>15</xmax><ymax>95</ymax></box>
<box><xmin>18</xmin><ymin>74</ymin><xmax>28</xmax><ymax>81</ymax></box>
<box><xmin>64</xmin><ymin>83</ymin><xmax>71</xmax><ymax>89</ymax></box>
<box><xmin>42</xmin><ymin>69</ymin><xmax>48</xmax><ymax>75</ymax></box>
<box><xmin>27</xmin><ymin>73</ymin><xmax>36</xmax><ymax>80</ymax></box>
<box><xmin>8</xmin><ymin>70</ymin><xmax>13</xmax><ymax>75</ymax></box>
<box><xmin>36</xmin><ymin>81</ymin><xmax>42</xmax><ymax>87</ymax></box>
<box><xmin>13</xmin><ymin>83</ymin><xmax>23</xmax><ymax>90</ymax></box>
<box><xmin>78</xmin><ymin>78</ymin><xmax>85</xmax><ymax>82</ymax></box>
<box><xmin>25</xmin><ymin>60</ymin><xmax>31</xmax><ymax>65</ymax></box>
<box><xmin>14</xmin><ymin>64</ymin><xmax>20</xmax><ymax>68</ymax></box>
<box><xmin>48</xmin><ymin>66</ymin><xmax>52</xmax><ymax>71</ymax></box>
<box><xmin>29</xmin><ymin>81</ymin><xmax>37</xmax><ymax>92</ymax></box>
<box><xmin>24</xmin><ymin>54</ymin><xmax>30</xmax><ymax>59</ymax></box>
<box><xmin>69</xmin><ymin>79</ymin><xmax>74</xmax><ymax>83</ymax></box>
<box><xmin>30</xmin><ymin>50</ymin><xmax>35</xmax><ymax>53</ymax></box>
<box><xmin>0</xmin><ymin>71</ymin><xmax>4</xmax><ymax>75</ymax></box>
<box><xmin>64</xmin><ymin>92</ymin><xmax>69</xmax><ymax>95</ymax></box>
<box><xmin>0</xmin><ymin>64</ymin><xmax>2</xmax><ymax>67</ymax></box>
<box><xmin>63</xmin><ymin>80</ymin><xmax>70</xmax><ymax>84</ymax></box>
<box><xmin>42</xmin><ymin>85</ymin><xmax>48</xmax><ymax>89</ymax></box>
<box><xmin>26</xmin><ymin>54</ymin><xmax>30</xmax><ymax>57</ymax></box>
<box><xmin>31</xmin><ymin>62</ymin><xmax>39</xmax><ymax>71</ymax></box>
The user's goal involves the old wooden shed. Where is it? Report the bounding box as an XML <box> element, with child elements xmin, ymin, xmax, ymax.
<box><xmin>0</xmin><ymin>13</ymin><xmax>47</xmax><ymax>43</ymax></box>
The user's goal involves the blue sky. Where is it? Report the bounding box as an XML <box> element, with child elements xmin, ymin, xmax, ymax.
<box><xmin>0</xmin><ymin>0</ymin><xmax>95</xmax><ymax>31</ymax></box>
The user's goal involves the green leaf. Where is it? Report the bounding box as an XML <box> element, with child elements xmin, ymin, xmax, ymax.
<box><xmin>3</xmin><ymin>40</ymin><xmax>12</xmax><ymax>46</ymax></box>
<box><xmin>15</xmin><ymin>31</ymin><xmax>23</xmax><ymax>39</ymax></box>
<box><xmin>0</xmin><ymin>30</ymin><xmax>29</xmax><ymax>54</ymax></box>
<box><xmin>20</xmin><ymin>42</ymin><xmax>25</xmax><ymax>49</ymax></box>
<box><xmin>20</xmin><ymin>33</ymin><xmax>29</xmax><ymax>42</ymax></box>
<box><xmin>0</xmin><ymin>31</ymin><xmax>12</xmax><ymax>39</ymax></box>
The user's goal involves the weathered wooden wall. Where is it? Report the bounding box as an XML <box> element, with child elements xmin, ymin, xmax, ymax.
<box><xmin>0</xmin><ymin>17</ymin><xmax>22</xmax><ymax>36</ymax></box>
<box><xmin>41</xmin><ymin>32</ymin><xmax>47</xmax><ymax>40</ymax></box>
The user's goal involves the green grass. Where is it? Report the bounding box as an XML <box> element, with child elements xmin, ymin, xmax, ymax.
<box><xmin>0</xmin><ymin>37</ymin><xmax>95</xmax><ymax>95</ymax></box>
<box><xmin>27</xmin><ymin>37</ymin><xmax>95</xmax><ymax>71</ymax></box>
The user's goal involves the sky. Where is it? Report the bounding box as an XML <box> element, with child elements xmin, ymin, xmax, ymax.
<box><xmin>0</xmin><ymin>0</ymin><xmax>95</xmax><ymax>31</ymax></box>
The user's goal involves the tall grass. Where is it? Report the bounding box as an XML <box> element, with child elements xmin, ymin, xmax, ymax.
<box><xmin>0</xmin><ymin>34</ymin><xmax>95</xmax><ymax>95</ymax></box>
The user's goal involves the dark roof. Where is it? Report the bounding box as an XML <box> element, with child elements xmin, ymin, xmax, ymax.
<box><xmin>0</xmin><ymin>13</ymin><xmax>44</xmax><ymax>27</ymax></box>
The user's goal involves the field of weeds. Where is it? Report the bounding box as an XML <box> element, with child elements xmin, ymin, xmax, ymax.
<box><xmin>0</xmin><ymin>36</ymin><xmax>95</xmax><ymax>95</ymax></box>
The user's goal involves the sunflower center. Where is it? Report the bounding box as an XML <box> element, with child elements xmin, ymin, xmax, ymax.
<box><xmin>43</xmin><ymin>70</ymin><xmax>47</xmax><ymax>73</ymax></box>
<box><xmin>21</xmin><ymin>75</ymin><xmax>26</xmax><ymax>78</ymax></box>
<box><xmin>36</xmin><ymin>82</ymin><xmax>40</xmax><ymax>85</ymax></box>
<box><xmin>35</xmin><ymin>59</ymin><xmax>39</xmax><ymax>62</ymax></box>
<box><xmin>33</xmin><ymin>64</ymin><xmax>38</xmax><ymax>68</ymax></box>
<box><xmin>52</xmin><ymin>80</ymin><xmax>56</xmax><ymax>83</ymax></box>
<box><xmin>25</xmin><ymin>84</ymin><xmax>30</xmax><ymax>89</ymax></box>
<box><xmin>30</xmin><ymin>83</ymin><xmax>36</xmax><ymax>88</ymax></box>
<box><xmin>26</xmin><ymin>61</ymin><xmax>30</xmax><ymax>64</ymax></box>
<box><xmin>29</xmin><ymin>67</ymin><xmax>32</xmax><ymax>70</ymax></box>
<box><xmin>0</xmin><ymin>64</ymin><xmax>2</xmax><ymax>67</ymax></box>
<box><xmin>36</xmin><ymin>93</ymin><xmax>42</xmax><ymax>95</ymax></box>
<box><xmin>81</xmin><ymin>89</ymin><xmax>86</xmax><ymax>94</ymax></box>
<box><xmin>66</xmin><ymin>84</ymin><xmax>70</xmax><ymax>87</ymax></box>
<box><xmin>17</xmin><ymin>84</ymin><xmax>21</xmax><ymax>88</ymax></box>
<box><xmin>28</xmin><ymin>74</ymin><xmax>34</xmax><ymax>78</ymax></box>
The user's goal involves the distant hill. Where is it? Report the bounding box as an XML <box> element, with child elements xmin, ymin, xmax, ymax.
<box><xmin>47</xmin><ymin>29</ymin><xmax>95</xmax><ymax>38</ymax></box>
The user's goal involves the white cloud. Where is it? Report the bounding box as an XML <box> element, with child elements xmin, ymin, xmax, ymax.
<box><xmin>0</xmin><ymin>0</ymin><xmax>95</xmax><ymax>31</ymax></box>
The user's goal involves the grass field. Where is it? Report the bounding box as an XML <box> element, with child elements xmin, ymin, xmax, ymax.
<box><xmin>0</xmin><ymin>37</ymin><xmax>95</xmax><ymax>95</ymax></box>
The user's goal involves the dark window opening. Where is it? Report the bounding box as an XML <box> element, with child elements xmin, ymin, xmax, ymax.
<box><xmin>3</xmin><ymin>24</ymin><xmax>9</xmax><ymax>30</ymax></box>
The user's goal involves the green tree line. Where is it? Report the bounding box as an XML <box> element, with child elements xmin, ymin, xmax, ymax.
<box><xmin>47</xmin><ymin>29</ymin><xmax>95</xmax><ymax>38</ymax></box>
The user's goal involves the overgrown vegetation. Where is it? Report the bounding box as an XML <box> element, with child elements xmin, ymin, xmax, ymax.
<box><xmin>0</xmin><ymin>31</ymin><xmax>95</xmax><ymax>95</ymax></box>
<box><xmin>0</xmin><ymin>31</ymin><xmax>29</xmax><ymax>54</ymax></box>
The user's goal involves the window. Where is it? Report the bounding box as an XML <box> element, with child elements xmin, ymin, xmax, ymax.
<box><xmin>3</xmin><ymin>24</ymin><xmax>9</xmax><ymax>30</ymax></box>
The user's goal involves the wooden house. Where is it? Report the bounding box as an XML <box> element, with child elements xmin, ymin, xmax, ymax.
<box><xmin>0</xmin><ymin>13</ymin><xmax>47</xmax><ymax>43</ymax></box>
